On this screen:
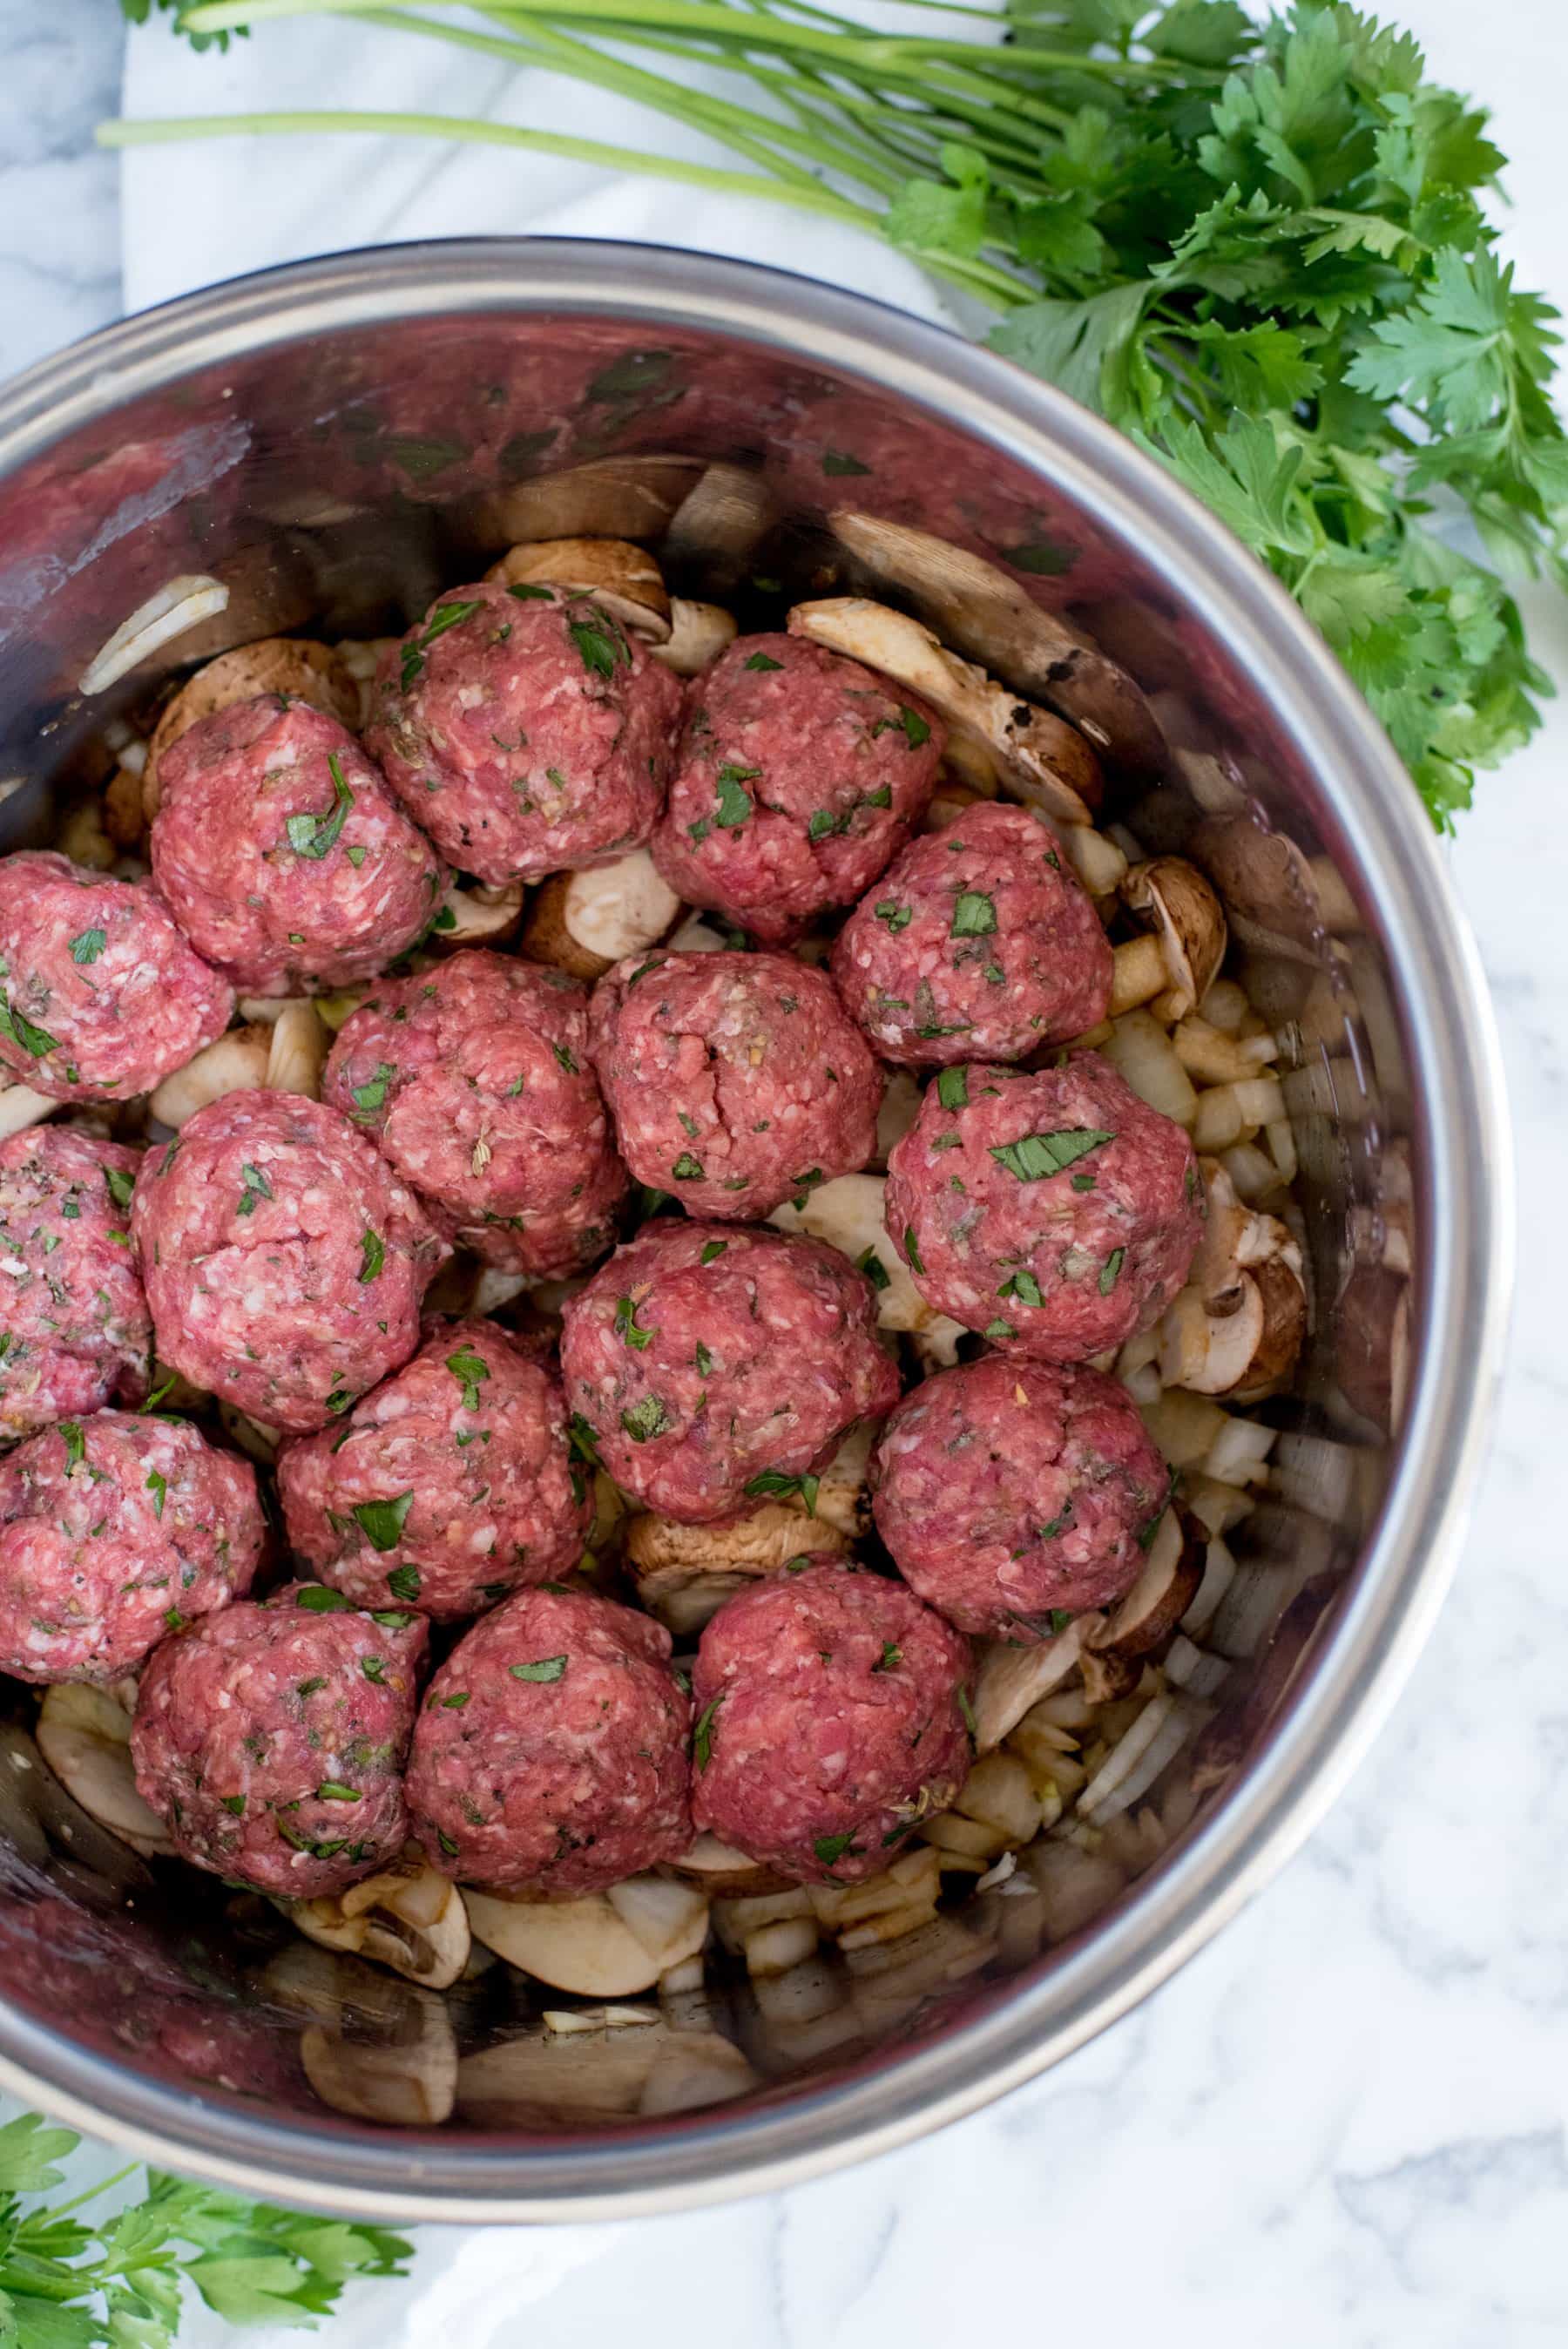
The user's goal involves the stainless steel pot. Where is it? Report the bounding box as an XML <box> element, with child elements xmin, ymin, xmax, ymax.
<box><xmin>0</xmin><ymin>240</ymin><xmax>1510</xmax><ymax>2220</ymax></box>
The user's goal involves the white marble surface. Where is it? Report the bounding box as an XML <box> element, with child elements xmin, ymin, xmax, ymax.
<box><xmin>3</xmin><ymin>0</ymin><xmax>1567</xmax><ymax>2340</ymax></box>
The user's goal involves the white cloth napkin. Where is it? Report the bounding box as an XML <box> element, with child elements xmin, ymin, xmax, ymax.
<box><xmin>118</xmin><ymin>8</ymin><xmax>962</xmax><ymax>327</ymax></box>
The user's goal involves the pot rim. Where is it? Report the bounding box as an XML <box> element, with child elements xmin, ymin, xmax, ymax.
<box><xmin>0</xmin><ymin>237</ymin><xmax>1512</xmax><ymax>2221</ymax></box>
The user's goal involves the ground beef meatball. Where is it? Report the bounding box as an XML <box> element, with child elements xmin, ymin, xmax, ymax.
<box><xmin>364</xmin><ymin>582</ymin><xmax>681</xmax><ymax>886</ymax></box>
<box><xmin>887</xmin><ymin>1052</ymin><xmax>1204</xmax><ymax>1362</ymax></box>
<box><xmin>831</xmin><ymin>804</ymin><xmax>1112</xmax><ymax>1064</ymax></box>
<box><xmin>151</xmin><ymin>694</ymin><xmax>446</xmax><ymax>993</ymax></box>
<box><xmin>559</xmin><ymin>1218</ymin><xmax>899</xmax><ymax>1523</ymax></box>
<box><xmin>277</xmin><ymin>1318</ymin><xmax>591</xmax><ymax>1622</ymax></box>
<box><xmin>323</xmin><ymin>950</ymin><xmax>628</xmax><ymax>1277</ymax></box>
<box><xmin>871</xmin><ymin>1357</ymin><xmax>1170</xmax><ymax>1637</ymax></box>
<box><xmin>0</xmin><ymin>852</ymin><xmax>233</xmax><ymax>1103</ymax></box>
<box><xmin>650</xmin><ymin>633</ymin><xmax>944</xmax><ymax>944</ymax></box>
<box><xmin>0</xmin><ymin>1128</ymin><xmax>151</xmax><ymax>1443</ymax></box>
<box><xmin>131</xmin><ymin>1581</ymin><xmax>426</xmax><ymax>1899</ymax></box>
<box><xmin>407</xmin><ymin>1585</ymin><xmax>692</xmax><ymax>1892</ymax></box>
<box><xmin>589</xmin><ymin>948</ymin><xmax>882</xmax><ymax>1220</ymax></box>
<box><xmin>0</xmin><ymin>1409</ymin><xmax>265</xmax><ymax>1683</ymax></box>
<box><xmin>691</xmin><ymin>1559</ymin><xmax>970</xmax><ymax>1885</ymax></box>
<box><xmin>132</xmin><ymin>1093</ymin><xmax>446</xmax><ymax>1433</ymax></box>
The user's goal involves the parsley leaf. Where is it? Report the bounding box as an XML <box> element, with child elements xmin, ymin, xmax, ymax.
<box><xmin>990</xmin><ymin>1128</ymin><xmax>1114</xmax><ymax>1181</ymax></box>
<box><xmin>285</xmin><ymin>750</ymin><xmax>355</xmax><ymax>860</ymax></box>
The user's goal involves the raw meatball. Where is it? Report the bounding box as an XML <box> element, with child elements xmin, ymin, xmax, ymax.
<box><xmin>560</xmin><ymin>1218</ymin><xmax>899</xmax><ymax>1523</ymax></box>
<box><xmin>277</xmin><ymin>1318</ymin><xmax>591</xmax><ymax>1621</ymax></box>
<box><xmin>0</xmin><ymin>852</ymin><xmax>233</xmax><ymax>1103</ymax></box>
<box><xmin>651</xmin><ymin>633</ymin><xmax>943</xmax><ymax>944</ymax></box>
<box><xmin>691</xmin><ymin>1559</ymin><xmax>970</xmax><ymax>1885</ymax></box>
<box><xmin>407</xmin><ymin>1584</ymin><xmax>692</xmax><ymax>1892</ymax></box>
<box><xmin>831</xmin><ymin>803</ymin><xmax>1112</xmax><ymax>1064</ymax></box>
<box><xmin>0</xmin><ymin>1410</ymin><xmax>265</xmax><ymax>1683</ymax></box>
<box><xmin>887</xmin><ymin>1051</ymin><xmax>1204</xmax><ymax>1362</ymax></box>
<box><xmin>589</xmin><ymin>948</ymin><xmax>882</xmax><ymax>1220</ymax></box>
<box><xmin>151</xmin><ymin>694</ymin><xmax>446</xmax><ymax>993</ymax></box>
<box><xmin>871</xmin><ymin>1356</ymin><xmax>1170</xmax><ymax>1637</ymax></box>
<box><xmin>364</xmin><ymin>582</ymin><xmax>681</xmax><ymax>886</ymax></box>
<box><xmin>0</xmin><ymin>1128</ymin><xmax>151</xmax><ymax>1443</ymax></box>
<box><xmin>132</xmin><ymin>1093</ymin><xmax>446</xmax><ymax>1433</ymax></box>
<box><xmin>323</xmin><ymin>950</ymin><xmax>628</xmax><ymax>1277</ymax></box>
<box><xmin>131</xmin><ymin>1582</ymin><xmax>427</xmax><ymax>1899</ymax></box>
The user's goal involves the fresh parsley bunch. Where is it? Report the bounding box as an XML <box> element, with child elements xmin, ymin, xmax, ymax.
<box><xmin>112</xmin><ymin>0</ymin><xmax>1568</xmax><ymax>827</ymax></box>
<box><xmin>0</xmin><ymin>2112</ymin><xmax>410</xmax><ymax>2343</ymax></box>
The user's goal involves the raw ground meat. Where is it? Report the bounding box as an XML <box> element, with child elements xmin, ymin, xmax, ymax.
<box><xmin>650</xmin><ymin>633</ymin><xmax>943</xmax><ymax>944</ymax></box>
<box><xmin>830</xmin><ymin>803</ymin><xmax>1112</xmax><ymax>1064</ymax></box>
<box><xmin>364</xmin><ymin>583</ymin><xmax>681</xmax><ymax>886</ymax></box>
<box><xmin>323</xmin><ymin>949</ymin><xmax>628</xmax><ymax>1277</ymax></box>
<box><xmin>0</xmin><ymin>851</ymin><xmax>233</xmax><ymax>1102</ymax></box>
<box><xmin>886</xmin><ymin>1051</ymin><xmax>1204</xmax><ymax>1362</ymax></box>
<box><xmin>589</xmin><ymin>947</ymin><xmax>882</xmax><ymax>1220</ymax></box>
<box><xmin>559</xmin><ymin>1217</ymin><xmax>899</xmax><ymax>1523</ymax></box>
<box><xmin>0</xmin><ymin>1127</ymin><xmax>152</xmax><ymax>1444</ymax></box>
<box><xmin>406</xmin><ymin>1583</ymin><xmax>692</xmax><ymax>1892</ymax></box>
<box><xmin>870</xmin><ymin>1355</ymin><xmax>1171</xmax><ymax>1636</ymax></box>
<box><xmin>151</xmin><ymin>694</ymin><xmax>445</xmax><ymax>993</ymax></box>
<box><xmin>130</xmin><ymin>1581</ymin><xmax>427</xmax><ymax>1899</ymax></box>
<box><xmin>0</xmin><ymin>1408</ymin><xmax>264</xmax><ymax>1682</ymax></box>
<box><xmin>131</xmin><ymin>1092</ymin><xmax>446</xmax><ymax>1433</ymax></box>
<box><xmin>277</xmin><ymin>1317</ymin><xmax>591</xmax><ymax>1621</ymax></box>
<box><xmin>691</xmin><ymin>1558</ymin><xmax>971</xmax><ymax>1884</ymax></box>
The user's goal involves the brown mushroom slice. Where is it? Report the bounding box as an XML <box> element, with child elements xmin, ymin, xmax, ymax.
<box><xmin>283</xmin><ymin>1851</ymin><xmax>471</xmax><ymax>1990</ymax></box>
<box><xmin>463</xmin><ymin>1872</ymin><xmax>708</xmax><ymax>1996</ymax></box>
<box><xmin>265</xmin><ymin>999</ymin><xmax>329</xmax><ymax>1098</ymax></box>
<box><xmin>456</xmin><ymin>2018</ymin><xmax>755</xmax><ymax>2122</ymax></box>
<box><xmin>667</xmin><ymin>1831</ymin><xmax>788</xmax><ymax>1901</ymax></box>
<box><xmin>428</xmin><ymin>877</ymin><xmax>526</xmax><ymax>952</ymax></box>
<box><xmin>35</xmin><ymin>1682</ymin><xmax>175</xmax><ymax>1861</ymax></box>
<box><xmin>0</xmin><ymin>1080</ymin><xmax>57</xmax><ymax>1141</ymax></box>
<box><xmin>520</xmin><ymin>848</ymin><xmax>682</xmax><ymax>983</ymax></box>
<box><xmin>471</xmin><ymin>455</ymin><xmax>706</xmax><ymax>551</ymax></box>
<box><xmin>787</xmin><ymin>597</ymin><xmax>1099</xmax><ymax>825</ymax></box>
<box><xmin>148</xmin><ymin>1027</ymin><xmax>272</xmax><ymax>1128</ymax></box>
<box><xmin>483</xmin><ymin>537</ymin><xmax>672</xmax><ymax>642</ymax></box>
<box><xmin>661</xmin><ymin>462</ymin><xmax>777</xmax><ymax>590</ymax></box>
<box><xmin>143</xmin><ymin>637</ymin><xmax>359</xmax><ymax>820</ymax></box>
<box><xmin>627</xmin><ymin>1505</ymin><xmax>852</xmax><ymax>1637</ymax></box>
<box><xmin>970</xmin><ymin>1615</ymin><xmax>1098</xmax><ymax>1751</ymax></box>
<box><xmin>1116</xmin><ymin>858</ymin><xmax>1227</xmax><ymax>1022</ymax></box>
<box><xmin>1086</xmin><ymin>1507</ymin><xmax>1205</xmax><ymax>1662</ymax></box>
<box><xmin>827</xmin><ymin>511</ymin><xmax>1166</xmax><ymax>775</ymax></box>
<box><xmin>651</xmin><ymin>598</ymin><xmax>739</xmax><ymax>677</ymax></box>
<box><xmin>1161</xmin><ymin>1159</ymin><xmax>1307</xmax><ymax>1398</ymax></box>
<box><xmin>301</xmin><ymin>1992</ymin><xmax>458</xmax><ymax>2128</ymax></box>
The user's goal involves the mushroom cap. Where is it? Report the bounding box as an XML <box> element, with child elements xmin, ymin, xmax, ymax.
<box><xmin>484</xmin><ymin>536</ymin><xmax>672</xmax><ymax>643</ymax></box>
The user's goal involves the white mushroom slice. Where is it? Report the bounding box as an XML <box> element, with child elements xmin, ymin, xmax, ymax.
<box><xmin>1159</xmin><ymin>1160</ymin><xmax>1307</xmax><ymax>1399</ymax></box>
<box><xmin>970</xmin><ymin>1616</ymin><xmax>1097</xmax><ymax>1751</ymax></box>
<box><xmin>429</xmin><ymin>877</ymin><xmax>526</xmax><ymax>951</ymax></box>
<box><xmin>265</xmin><ymin>999</ymin><xmax>328</xmax><ymax>1098</ymax></box>
<box><xmin>651</xmin><ymin>598</ymin><xmax>738</xmax><ymax>676</ymax></box>
<box><xmin>36</xmin><ymin>1682</ymin><xmax>175</xmax><ymax>1859</ymax></box>
<box><xmin>473</xmin><ymin>455</ymin><xmax>706</xmax><ymax>550</ymax></box>
<box><xmin>0</xmin><ymin>1081</ymin><xmax>57</xmax><ymax>1141</ymax></box>
<box><xmin>142</xmin><ymin>637</ymin><xmax>359</xmax><ymax>818</ymax></box>
<box><xmin>148</xmin><ymin>1026</ymin><xmax>271</xmax><ymax>1128</ymax></box>
<box><xmin>301</xmin><ymin>1994</ymin><xmax>457</xmax><ymax>2128</ymax></box>
<box><xmin>463</xmin><ymin>1872</ymin><xmax>708</xmax><ymax>1996</ymax></box>
<box><xmin>662</xmin><ymin>462</ymin><xmax>777</xmax><ymax>588</ymax></box>
<box><xmin>1116</xmin><ymin>858</ymin><xmax>1227</xmax><ymax>1021</ymax></box>
<box><xmin>1087</xmin><ymin>1507</ymin><xmax>1204</xmax><ymax>1661</ymax></box>
<box><xmin>627</xmin><ymin>1504</ymin><xmax>852</xmax><ymax>1635</ymax></box>
<box><xmin>483</xmin><ymin>537</ymin><xmax>672</xmax><ymax>642</ymax></box>
<box><xmin>787</xmin><ymin>598</ymin><xmax>1098</xmax><ymax>825</ymax></box>
<box><xmin>768</xmin><ymin>1172</ymin><xmax>964</xmax><ymax>1361</ymax></box>
<box><xmin>282</xmin><ymin>1854</ymin><xmax>471</xmax><ymax>1990</ymax></box>
<box><xmin>456</xmin><ymin>2019</ymin><xmax>754</xmax><ymax>2122</ymax></box>
<box><xmin>521</xmin><ymin>848</ymin><xmax>682</xmax><ymax>982</ymax></box>
<box><xmin>826</xmin><ymin>511</ymin><xmax>1166</xmax><ymax>775</ymax></box>
<box><xmin>667</xmin><ymin>1832</ymin><xmax>786</xmax><ymax>1900</ymax></box>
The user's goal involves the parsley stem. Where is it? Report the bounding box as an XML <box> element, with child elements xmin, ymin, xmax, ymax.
<box><xmin>35</xmin><ymin>2163</ymin><xmax>142</xmax><ymax>2223</ymax></box>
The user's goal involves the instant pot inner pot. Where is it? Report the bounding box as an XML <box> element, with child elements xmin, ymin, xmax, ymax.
<box><xmin>0</xmin><ymin>308</ymin><xmax>1409</xmax><ymax>2149</ymax></box>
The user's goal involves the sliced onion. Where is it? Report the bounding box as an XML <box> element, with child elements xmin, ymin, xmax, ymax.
<box><xmin>1076</xmin><ymin>1692</ymin><xmax>1199</xmax><ymax>1825</ymax></box>
<box><xmin>78</xmin><ymin>575</ymin><xmax>229</xmax><ymax>698</ymax></box>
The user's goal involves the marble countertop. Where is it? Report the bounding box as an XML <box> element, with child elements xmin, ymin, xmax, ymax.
<box><xmin>3</xmin><ymin>0</ymin><xmax>1565</xmax><ymax>2339</ymax></box>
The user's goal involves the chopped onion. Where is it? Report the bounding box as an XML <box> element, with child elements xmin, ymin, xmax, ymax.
<box><xmin>1077</xmin><ymin>1692</ymin><xmax>1197</xmax><ymax>1825</ymax></box>
<box><xmin>78</xmin><ymin>575</ymin><xmax>229</xmax><ymax>698</ymax></box>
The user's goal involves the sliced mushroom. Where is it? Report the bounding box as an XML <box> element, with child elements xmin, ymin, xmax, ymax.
<box><xmin>281</xmin><ymin>1848</ymin><xmax>471</xmax><ymax>1989</ymax></box>
<box><xmin>769</xmin><ymin>1173</ymin><xmax>966</xmax><ymax>1365</ymax></box>
<box><xmin>148</xmin><ymin>1026</ymin><xmax>271</xmax><ymax>1128</ymax></box>
<box><xmin>970</xmin><ymin>1615</ymin><xmax>1098</xmax><ymax>1751</ymax></box>
<box><xmin>827</xmin><ymin>511</ymin><xmax>1166</xmax><ymax>776</ymax></box>
<box><xmin>1115</xmin><ymin>859</ymin><xmax>1227</xmax><ymax>1022</ymax></box>
<box><xmin>428</xmin><ymin>877</ymin><xmax>526</xmax><ymax>952</ymax></box>
<box><xmin>143</xmin><ymin>638</ymin><xmax>359</xmax><ymax>819</ymax></box>
<box><xmin>1159</xmin><ymin>1159</ymin><xmax>1307</xmax><ymax>1398</ymax></box>
<box><xmin>483</xmin><ymin>538</ymin><xmax>672</xmax><ymax>641</ymax></box>
<box><xmin>651</xmin><ymin>598</ymin><xmax>738</xmax><ymax>676</ymax></box>
<box><xmin>104</xmin><ymin>763</ymin><xmax>148</xmax><ymax>851</ymax></box>
<box><xmin>787</xmin><ymin>598</ymin><xmax>1099</xmax><ymax>824</ymax></box>
<box><xmin>520</xmin><ymin>847</ymin><xmax>682</xmax><ymax>982</ymax></box>
<box><xmin>0</xmin><ymin>1080</ymin><xmax>57</xmax><ymax>1141</ymax></box>
<box><xmin>662</xmin><ymin>462</ymin><xmax>777</xmax><ymax>590</ymax></box>
<box><xmin>265</xmin><ymin>999</ymin><xmax>328</xmax><ymax>1098</ymax></box>
<box><xmin>218</xmin><ymin>1402</ymin><xmax>280</xmax><ymax>1465</ymax></box>
<box><xmin>36</xmin><ymin>1682</ymin><xmax>175</xmax><ymax>1860</ymax></box>
<box><xmin>456</xmin><ymin>2017</ymin><xmax>754</xmax><ymax>2122</ymax></box>
<box><xmin>667</xmin><ymin>1832</ymin><xmax>789</xmax><ymax>1901</ymax></box>
<box><xmin>471</xmin><ymin>455</ymin><xmax>706</xmax><ymax>550</ymax></box>
<box><xmin>873</xmin><ymin>1069</ymin><xmax>923</xmax><ymax>1168</ymax></box>
<box><xmin>301</xmin><ymin>1990</ymin><xmax>458</xmax><ymax>2127</ymax></box>
<box><xmin>463</xmin><ymin>1871</ymin><xmax>708</xmax><ymax>1996</ymax></box>
<box><xmin>627</xmin><ymin>1504</ymin><xmax>852</xmax><ymax>1635</ymax></box>
<box><xmin>1086</xmin><ymin>1507</ymin><xmax>1204</xmax><ymax>1662</ymax></box>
